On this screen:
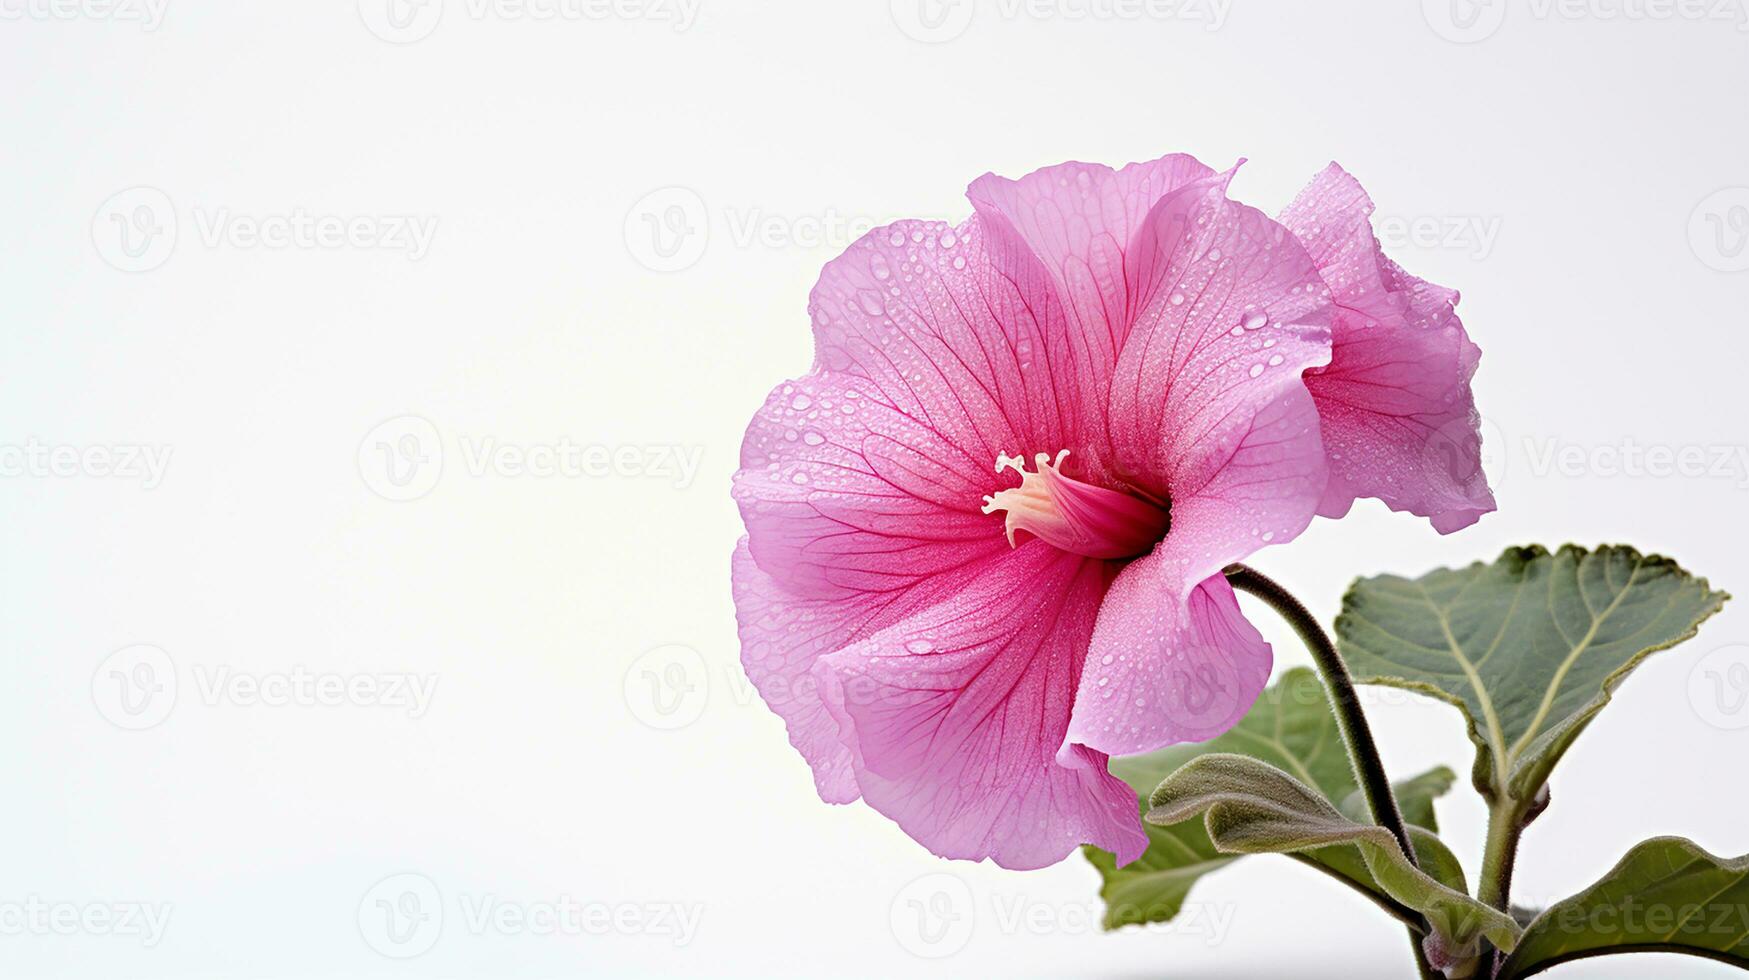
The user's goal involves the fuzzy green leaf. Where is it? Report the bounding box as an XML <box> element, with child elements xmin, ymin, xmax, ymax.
<box><xmin>1497</xmin><ymin>837</ymin><xmax>1749</xmax><ymax>978</ymax></box>
<box><xmin>1337</xmin><ymin>545</ymin><xmax>1727</xmax><ymax>805</ymax></box>
<box><xmin>1147</xmin><ymin>754</ymin><xmax>1521</xmax><ymax>957</ymax></box>
<box><xmin>1082</xmin><ymin>668</ymin><xmax>1456</xmax><ymax>930</ymax></box>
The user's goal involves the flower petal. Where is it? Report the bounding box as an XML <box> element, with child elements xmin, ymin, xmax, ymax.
<box><xmin>813</xmin><ymin>542</ymin><xmax>1146</xmax><ymax>870</ymax></box>
<box><xmin>967</xmin><ymin>154</ymin><xmax>1219</xmax><ymax>466</ymax></box>
<box><xmin>1064</xmin><ymin>566</ymin><xmax>1273</xmax><ymax>759</ymax></box>
<box><xmin>1107</xmin><ymin>174</ymin><xmax>1335</xmax><ymax>504</ymax></box>
<box><xmin>729</xmin><ymin>538</ymin><xmax>1000</xmax><ymax>804</ymax></box>
<box><xmin>734</xmin><ymin>371</ymin><xmax>1007</xmax><ymax>599</ymax></box>
<box><xmin>1280</xmin><ymin>164</ymin><xmax>1495</xmax><ymax>533</ymax></box>
<box><xmin>1065</xmin><ymin>380</ymin><xmax>1327</xmax><ymax>759</ymax></box>
<box><xmin>737</xmin><ymin>211</ymin><xmax>1104</xmax><ymax>598</ymax></box>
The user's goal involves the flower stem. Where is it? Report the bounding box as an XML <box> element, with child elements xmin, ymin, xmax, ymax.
<box><xmin>1476</xmin><ymin>798</ymin><xmax>1528</xmax><ymax>976</ymax></box>
<box><xmin>1224</xmin><ymin>563</ymin><xmax>1436</xmax><ymax>979</ymax></box>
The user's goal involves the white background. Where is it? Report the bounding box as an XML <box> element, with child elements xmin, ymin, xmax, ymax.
<box><xmin>4</xmin><ymin>0</ymin><xmax>1749</xmax><ymax>976</ymax></box>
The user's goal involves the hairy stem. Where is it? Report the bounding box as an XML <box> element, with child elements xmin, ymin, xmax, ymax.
<box><xmin>1224</xmin><ymin>563</ymin><xmax>1436</xmax><ymax>979</ymax></box>
<box><xmin>1477</xmin><ymin>799</ymin><xmax>1526</xmax><ymax>977</ymax></box>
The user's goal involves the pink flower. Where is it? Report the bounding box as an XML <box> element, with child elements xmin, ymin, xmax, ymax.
<box><xmin>731</xmin><ymin>154</ymin><xmax>1491</xmax><ymax>870</ymax></box>
<box><xmin>1280</xmin><ymin>164</ymin><xmax>1495</xmax><ymax>533</ymax></box>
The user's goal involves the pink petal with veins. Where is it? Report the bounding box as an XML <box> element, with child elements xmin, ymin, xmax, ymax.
<box><xmin>1280</xmin><ymin>163</ymin><xmax>1495</xmax><ymax>533</ymax></box>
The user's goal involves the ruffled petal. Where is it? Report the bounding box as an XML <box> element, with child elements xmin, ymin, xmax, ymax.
<box><xmin>1280</xmin><ymin>164</ymin><xmax>1495</xmax><ymax>533</ymax></box>
<box><xmin>813</xmin><ymin>542</ymin><xmax>1145</xmax><ymax>870</ymax></box>
<box><xmin>967</xmin><ymin>154</ymin><xmax>1219</xmax><ymax>469</ymax></box>
<box><xmin>1107</xmin><ymin>173</ymin><xmax>1335</xmax><ymax>504</ymax></box>
<box><xmin>1064</xmin><ymin>380</ymin><xmax>1327</xmax><ymax>759</ymax></box>
<box><xmin>1064</xmin><ymin>568</ymin><xmax>1272</xmax><ymax>759</ymax></box>
<box><xmin>736</xmin><ymin>211</ymin><xmax>1103</xmax><ymax>598</ymax></box>
<box><xmin>729</xmin><ymin>539</ymin><xmax>1000</xmax><ymax>804</ymax></box>
<box><xmin>734</xmin><ymin>371</ymin><xmax>1007</xmax><ymax>599</ymax></box>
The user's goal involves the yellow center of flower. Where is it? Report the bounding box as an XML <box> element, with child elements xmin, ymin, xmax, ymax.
<box><xmin>980</xmin><ymin>450</ymin><xmax>1171</xmax><ymax>561</ymax></box>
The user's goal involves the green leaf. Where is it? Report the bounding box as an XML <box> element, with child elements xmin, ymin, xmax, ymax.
<box><xmin>1337</xmin><ymin>544</ymin><xmax>1728</xmax><ymax>804</ymax></box>
<box><xmin>1082</xmin><ymin>668</ymin><xmax>1456</xmax><ymax>930</ymax></box>
<box><xmin>1147</xmin><ymin>754</ymin><xmax>1521</xmax><ymax>957</ymax></box>
<box><xmin>1497</xmin><ymin>837</ymin><xmax>1749</xmax><ymax>978</ymax></box>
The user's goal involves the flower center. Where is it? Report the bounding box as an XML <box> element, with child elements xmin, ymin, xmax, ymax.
<box><xmin>980</xmin><ymin>450</ymin><xmax>1171</xmax><ymax>561</ymax></box>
